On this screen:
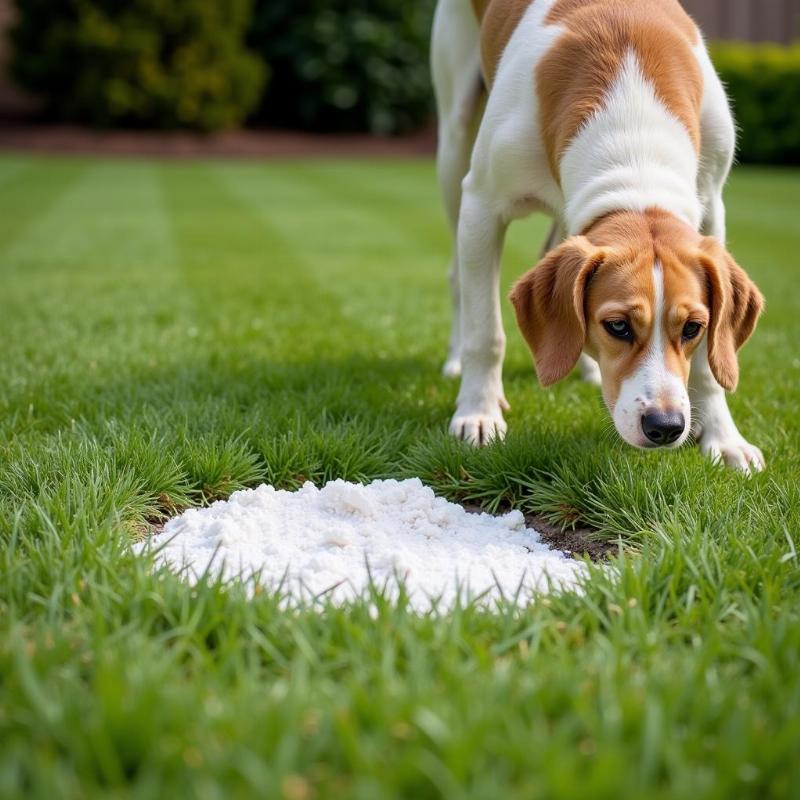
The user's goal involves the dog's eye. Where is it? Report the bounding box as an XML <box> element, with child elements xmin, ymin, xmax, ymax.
<box><xmin>604</xmin><ymin>320</ymin><xmax>633</xmax><ymax>341</ymax></box>
<box><xmin>682</xmin><ymin>321</ymin><xmax>703</xmax><ymax>341</ymax></box>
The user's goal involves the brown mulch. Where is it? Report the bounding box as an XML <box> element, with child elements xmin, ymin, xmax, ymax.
<box><xmin>0</xmin><ymin>121</ymin><xmax>437</xmax><ymax>159</ymax></box>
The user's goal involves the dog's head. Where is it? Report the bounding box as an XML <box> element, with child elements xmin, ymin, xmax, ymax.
<box><xmin>509</xmin><ymin>210</ymin><xmax>763</xmax><ymax>449</ymax></box>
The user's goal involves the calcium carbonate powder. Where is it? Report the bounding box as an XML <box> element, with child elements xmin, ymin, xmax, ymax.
<box><xmin>141</xmin><ymin>478</ymin><xmax>587</xmax><ymax>611</ymax></box>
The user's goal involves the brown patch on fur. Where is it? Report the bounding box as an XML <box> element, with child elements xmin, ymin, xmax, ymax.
<box><xmin>538</xmin><ymin>0</ymin><xmax>702</xmax><ymax>180</ymax></box>
<box><xmin>477</xmin><ymin>0</ymin><xmax>536</xmax><ymax>85</ymax></box>
<box><xmin>697</xmin><ymin>238</ymin><xmax>764</xmax><ymax>391</ymax></box>
<box><xmin>547</xmin><ymin>0</ymin><xmax>697</xmax><ymax>38</ymax></box>
<box><xmin>584</xmin><ymin>260</ymin><xmax>656</xmax><ymax>406</ymax></box>
<box><xmin>509</xmin><ymin>236</ymin><xmax>609</xmax><ymax>386</ymax></box>
<box><xmin>659</xmin><ymin>256</ymin><xmax>709</xmax><ymax>397</ymax></box>
<box><xmin>511</xmin><ymin>209</ymin><xmax>762</xmax><ymax>406</ymax></box>
<box><xmin>471</xmin><ymin>0</ymin><xmax>492</xmax><ymax>21</ymax></box>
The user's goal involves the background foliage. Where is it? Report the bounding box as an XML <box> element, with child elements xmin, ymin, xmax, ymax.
<box><xmin>10</xmin><ymin>0</ymin><xmax>265</xmax><ymax>130</ymax></box>
<box><xmin>711</xmin><ymin>43</ymin><xmax>800</xmax><ymax>165</ymax></box>
<box><xmin>248</xmin><ymin>0</ymin><xmax>436</xmax><ymax>134</ymax></box>
<box><xmin>8</xmin><ymin>1</ymin><xmax>800</xmax><ymax>162</ymax></box>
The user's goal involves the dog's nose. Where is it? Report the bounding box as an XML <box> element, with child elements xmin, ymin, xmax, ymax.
<box><xmin>641</xmin><ymin>411</ymin><xmax>686</xmax><ymax>446</ymax></box>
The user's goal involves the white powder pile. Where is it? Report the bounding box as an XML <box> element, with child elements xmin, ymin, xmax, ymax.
<box><xmin>142</xmin><ymin>478</ymin><xmax>588</xmax><ymax>611</ymax></box>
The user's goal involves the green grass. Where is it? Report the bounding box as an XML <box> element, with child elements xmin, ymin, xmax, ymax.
<box><xmin>0</xmin><ymin>155</ymin><xmax>798</xmax><ymax>798</ymax></box>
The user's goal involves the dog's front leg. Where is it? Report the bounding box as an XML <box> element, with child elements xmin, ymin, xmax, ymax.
<box><xmin>449</xmin><ymin>187</ymin><xmax>509</xmax><ymax>446</ymax></box>
<box><xmin>690</xmin><ymin>339</ymin><xmax>765</xmax><ymax>474</ymax></box>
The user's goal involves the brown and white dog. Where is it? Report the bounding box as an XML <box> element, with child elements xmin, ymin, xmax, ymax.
<box><xmin>432</xmin><ymin>0</ymin><xmax>765</xmax><ymax>471</ymax></box>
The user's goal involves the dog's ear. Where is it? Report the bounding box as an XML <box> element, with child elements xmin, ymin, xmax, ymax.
<box><xmin>698</xmin><ymin>238</ymin><xmax>764</xmax><ymax>392</ymax></box>
<box><xmin>509</xmin><ymin>236</ymin><xmax>607</xmax><ymax>386</ymax></box>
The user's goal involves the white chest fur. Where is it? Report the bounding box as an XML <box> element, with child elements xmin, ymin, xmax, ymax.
<box><xmin>560</xmin><ymin>51</ymin><xmax>702</xmax><ymax>235</ymax></box>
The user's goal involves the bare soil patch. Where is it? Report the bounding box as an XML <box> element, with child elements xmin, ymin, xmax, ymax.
<box><xmin>525</xmin><ymin>514</ymin><xmax>619</xmax><ymax>562</ymax></box>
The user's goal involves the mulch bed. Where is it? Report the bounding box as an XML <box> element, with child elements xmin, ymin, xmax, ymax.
<box><xmin>0</xmin><ymin>122</ymin><xmax>437</xmax><ymax>159</ymax></box>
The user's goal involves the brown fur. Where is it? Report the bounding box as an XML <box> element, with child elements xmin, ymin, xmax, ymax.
<box><xmin>509</xmin><ymin>236</ymin><xmax>605</xmax><ymax>386</ymax></box>
<box><xmin>697</xmin><ymin>238</ymin><xmax>765</xmax><ymax>391</ymax></box>
<box><xmin>474</xmin><ymin>0</ymin><xmax>536</xmax><ymax>85</ymax></box>
<box><xmin>538</xmin><ymin>0</ymin><xmax>702</xmax><ymax>180</ymax></box>
<box><xmin>471</xmin><ymin>0</ymin><xmax>492</xmax><ymax>20</ymax></box>
<box><xmin>510</xmin><ymin>210</ymin><xmax>763</xmax><ymax>400</ymax></box>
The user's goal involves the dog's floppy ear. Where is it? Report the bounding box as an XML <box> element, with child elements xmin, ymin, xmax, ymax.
<box><xmin>698</xmin><ymin>238</ymin><xmax>764</xmax><ymax>392</ymax></box>
<box><xmin>509</xmin><ymin>236</ymin><xmax>607</xmax><ymax>386</ymax></box>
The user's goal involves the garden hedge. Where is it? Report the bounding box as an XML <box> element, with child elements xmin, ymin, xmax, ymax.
<box><xmin>8</xmin><ymin>1</ymin><xmax>800</xmax><ymax>155</ymax></box>
<box><xmin>248</xmin><ymin>0</ymin><xmax>436</xmax><ymax>134</ymax></box>
<box><xmin>10</xmin><ymin>0</ymin><xmax>265</xmax><ymax>130</ymax></box>
<box><xmin>711</xmin><ymin>43</ymin><xmax>800</xmax><ymax>165</ymax></box>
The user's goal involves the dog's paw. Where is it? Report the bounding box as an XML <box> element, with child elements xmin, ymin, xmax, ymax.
<box><xmin>442</xmin><ymin>357</ymin><xmax>462</xmax><ymax>379</ymax></box>
<box><xmin>700</xmin><ymin>436</ymin><xmax>765</xmax><ymax>475</ymax></box>
<box><xmin>449</xmin><ymin>407</ymin><xmax>507</xmax><ymax>447</ymax></box>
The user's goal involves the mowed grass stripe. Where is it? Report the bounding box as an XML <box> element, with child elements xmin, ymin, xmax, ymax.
<box><xmin>156</xmin><ymin>162</ymin><xmax>428</xmax><ymax>490</ymax></box>
<box><xmin>214</xmin><ymin>161</ymin><xmax>444</xmax><ymax>278</ymax></box>
<box><xmin>281</xmin><ymin>158</ymin><xmax>554</xmax><ymax>280</ymax></box>
<box><xmin>159</xmin><ymin>162</ymin><xmax>368</xmax><ymax>357</ymax></box>
<box><xmin>0</xmin><ymin>156</ymin><xmax>33</xmax><ymax>189</ymax></box>
<box><xmin>1</xmin><ymin>163</ymin><xmax>181</xmax><ymax>420</ymax></box>
<box><xmin>0</xmin><ymin>158</ymin><xmax>87</xmax><ymax>255</ymax></box>
<box><xmin>214</xmin><ymin>161</ymin><xmax>466</xmax><ymax>367</ymax></box>
<box><xmin>266</xmin><ymin>159</ymin><xmax>451</xmax><ymax>251</ymax></box>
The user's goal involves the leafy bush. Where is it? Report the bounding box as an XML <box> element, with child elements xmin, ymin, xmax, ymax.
<box><xmin>10</xmin><ymin>0</ymin><xmax>266</xmax><ymax>130</ymax></box>
<box><xmin>711</xmin><ymin>43</ymin><xmax>800</xmax><ymax>165</ymax></box>
<box><xmin>248</xmin><ymin>0</ymin><xmax>436</xmax><ymax>134</ymax></box>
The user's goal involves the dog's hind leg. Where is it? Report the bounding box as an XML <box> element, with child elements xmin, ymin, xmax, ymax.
<box><xmin>539</xmin><ymin>220</ymin><xmax>563</xmax><ymax>258</ymax></box>
<box><xmin>432</xmin><ymin>0</ymin><xmax>483</xmax><ymax>378</ymax></box>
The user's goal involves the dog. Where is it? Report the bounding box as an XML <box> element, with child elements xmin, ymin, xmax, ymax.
<box><xmin>431</xmin><ymin>0</ymin><xmax>765</xmax><ymax>472</ymax></box>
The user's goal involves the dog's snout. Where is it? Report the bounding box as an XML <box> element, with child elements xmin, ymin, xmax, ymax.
<box><xmin>641</xmin><ymin>411</ymin><xmax>686</xmax><ymax>446</ymax></box>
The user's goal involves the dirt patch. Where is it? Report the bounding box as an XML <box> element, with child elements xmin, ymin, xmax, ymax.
<box><xmin>462</xmin><ymin>503</ymin><xmax>617</xmax><ymax>562</ymax></box>
<box><xmin>525</xmin><ymin>513</ymin><xmax>619</xmax><ymax>562</ymax></box>
<box><xmin>0</xmin><ymin>122</ymin><xmax>437</xmax><ymax>159</ymax></box>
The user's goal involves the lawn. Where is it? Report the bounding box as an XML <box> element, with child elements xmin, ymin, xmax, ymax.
<box><xmin>0</xmin><ymin>155</ymin><xmax>798</xmax><ymax>798</ymax></box>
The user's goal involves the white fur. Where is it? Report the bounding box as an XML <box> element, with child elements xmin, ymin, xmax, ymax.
<box><xmin>561</xmin><ymin>51</ymin><xmax>701</xmax><ymax>235</ymax></box>
<box><xmin>694</xmin><ymin>42</ymin><xmax>737</xmax><ymax>241</ymax></box>
<box><xmin>431</xmin><ymin>0</ymin><xmax>483</xmax><ymax>378</ymax></box>
<box><xmin>612</xmin><ymin>263</ymin><xmax>690</xmax><ymax>448</ymax></box>
<box><xmin>432</xmin><ymin>0</ymin><xmax>764</xmax><ymax>469</ymax></box>
<box><xmin>689</xmin><ymin>341</ymin><xmax>765</xmax><ymax>473</ymax></box>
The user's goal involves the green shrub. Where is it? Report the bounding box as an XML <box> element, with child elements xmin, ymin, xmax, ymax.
<box><xmin>10</xmin><ymin>0</ymin><xmax>266</xmax><ymax>130</ymax></box>
<box><xmin>248</xmin><ymin>0</ymin><xmax>436</xmax><ymax>134</ymax></box>
<box><xmin>711</xmin><ymin>42</ymin><xmax>800</xmax><ymax>165</ymax></box>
